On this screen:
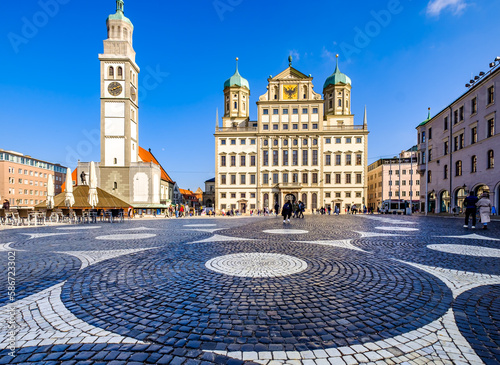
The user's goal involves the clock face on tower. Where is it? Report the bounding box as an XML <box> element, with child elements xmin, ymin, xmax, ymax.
<box><xmin>108</xmin><ymin>82</ymin><xmax>123</xmax><ymax>96</ymax></box>
<box><xmin>130</xmin><ymin>86</ymin><xmax>137</xmax><ymax>101</ymax></box>
<box><xmin>283</xmin><ymin>85</ymin><xmax>298</xmax><ymax>100</ymax></box>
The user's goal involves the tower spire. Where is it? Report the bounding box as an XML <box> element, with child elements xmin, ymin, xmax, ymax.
<box><xmin>235</xmin><ymin>57</ymin><xmax>239</xmax><ymax>74</ymax></box>
<box><xmin>116</xmin><ymin>0</ymin><xmax>124</xmax><ymax>13</ymax></box>
<box><xmin>427</xmin><ymin>107</ymin><xmax>431</xmax><ymax>120</ymax></box>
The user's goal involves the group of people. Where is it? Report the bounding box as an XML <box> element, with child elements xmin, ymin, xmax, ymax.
<box><xmin>463</xmin><ymin>191</ymin><xmax>493</xmax><ymax>229</ymax></box>
<box><xmin>280</xmin><ymin>200</ymin><xmax>305</xmax><ymax>223</ymax></box>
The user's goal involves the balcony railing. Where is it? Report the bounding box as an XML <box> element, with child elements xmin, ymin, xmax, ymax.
<box><xmin>323</xmin><ymin>125</ymin><xmax>366</xmax><ymax>131</ymax></box>
<box><xmin>216</xmin><ymin>127</ymin><xmax>258</xmax><ymax>132</ymax></box>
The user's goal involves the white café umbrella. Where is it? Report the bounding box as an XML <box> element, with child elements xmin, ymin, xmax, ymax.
<box><xmin>64</xmin><ymin>167</ymin><xmax>75</xmax><ymax>208</ymax></box>
<box><xmin>87</xmin><ymin>161</ymin><xmax>99</xmax><ymax>208</ymax></box>
<box><xmin>46</xmin><ymin>174</ymin><xmax>55</xmax><ymax>209</ymax></box>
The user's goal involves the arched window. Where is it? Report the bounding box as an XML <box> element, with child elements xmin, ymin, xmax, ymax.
<box><xmin>108</xmin><ymin>66</ymin><xmax>114</xmax><ymax>78</ymax></box>
<box><xmin>455</xmin><ymin>160</ymin><xmax>462</xmax><ymax>176</ymax></box>
<box><xmin>488</xmin><ymin>150</ymin><xmax>494</xmax><ymax>169</ymax></box>
<box><xmin>301</xmin><ymin>193</ymin><xmax>307</xmax><ymax>207</ymax></box>
<box><xmin>471</xmin><ymin>155</ymin><xmax>477</xmax><ymax>173</ymax></box>
<box><xmin>234</xmin><ymin>101</ymin><xmax>237</xmax><ymax>109</ymax></box>
<box><xmin>444</xmin><ymin>165</ymin><xmax>448</xmax><ymax>179</ymax></box>
<box><xmin>312</xmin><ymin>193</ymin><xmax>318</xmax><ymax>210</ymax></box>
<box><xmin>263</xmin><ymin>193</ymin><xmax>269</xmax><ymax>208</ymax></box>
<box><xmin>117</xmin><ymin>67</ymin><xmax>123</xmax><ymax>78</ymax></box>
<box><xmin>329</xmin><ymin>99</ymin><xmax>333</xmax><ymax>109</ymax></box>
<box><xmin>226</xmin><ymin>103</ymin><xmax>229</xmax><ymax>112</ymax></box>
<box><xmin>113</xmin><ymin>182</ymin><xmax>118</xmax><ymax>189</ymax></box>
<box><xmin>338</xmin><ymin>99</ymin><xmax>342</xmax><ymax>107</ymax></box>
<box><xmin>427</xmin><ymin>170</ymin><xmax>432</xmax><ymax>183</ymax></box>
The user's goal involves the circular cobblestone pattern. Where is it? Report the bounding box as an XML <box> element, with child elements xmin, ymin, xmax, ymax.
<box><xmin>205</xmin><ymin>253</ymin><xmax>308</xmax><ymax>278</ymax></box>
<box><xmin>62</xmin><ymin>241</ymin><xmax>453</xmax><ymax>351</ymax></box>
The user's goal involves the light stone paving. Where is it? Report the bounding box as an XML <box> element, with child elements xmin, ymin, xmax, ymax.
<box><xmin>208</xmin><ymin>308</ymin><xmax>484</xmax><ymax>364</ymax></box>
<box><xmin>184</xmin><ymin>224</ymin><xmax>218</xmax><ymax>227</ymax></box>
<box><xmin>358</xmin><ymin>215</ymin><xmax>418</xmax><ymax>225</ymax></box>
<box><xmin>354</xmin><ymin>231</ymin><xmax>404</xmax><ymax>238</ymax></box>
<box><xmin>427</xmin><ymin>244</ymin><xmax>500</xmax><ymax>258</ymax></box>
<box><xmin>56</xmin><ymin>247</ymin><xmax>159</xmax><ymax>270</ymax></box>
<box><xmin>295</xmin><ymin>239</ymin><xmax>368</xmax><ymax>252</ymax></box>
<box><xmin>205</xmin><ymin>253</ymin><xmax>308</xmax><ymax>278</ymax></box>
<box><xmin>375</xmin><ymin>227</ymin><xmax>419</xmax><ymax>232</ymax></box>
<box><xmin>395</xmin><ymin>259</ymin><xmax>500</xmax><ymax>299</ymax></box>
<box><xmin>0</xmin><ymin>242</ymin><xmax>24</xmax><ymax>252</ymax></box>
<box><xmin>263</xmin><ymin>229</ymin><xmax>309</xmax><ymax>234</ymax></box>
<box><xmin>20</xmin><ymin>233</ymin><xmax>71</xmax><ymax>239</ymax></box>
<box><xmin>183</xmin><ymin>228</ymin><xmax>225</xmax><ymax>233</ymax></box>
<box><xmin>0</xmin><ymin>282</ymin><xmax>145</xmax><ymax>349</ymax></box>
<box><xmin>95</xmin><ymin>233</ymin><xmax>157</xmax><ymax>240</ymax></box>
<box><xmin>188</xmin><ymin>234</ymin><xmax>255</xmax><ymax>244</ymax></box>
<box><xmin>56</xmin><ymin>226</ymin><xmax>102</xmax><ymax>230</ymax></box>
<box><xmin>436</xmin><ymin>233</ymin><xmax>500</xmax><ymax>242</ymax></box>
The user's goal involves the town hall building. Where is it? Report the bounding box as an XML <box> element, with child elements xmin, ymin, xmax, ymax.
<box><xmin>215</xmin><ymin>56</ymin><xmax>369</xmax><ymax>214</ymax></box>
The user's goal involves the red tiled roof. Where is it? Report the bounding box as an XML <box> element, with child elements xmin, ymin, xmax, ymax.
<box><xmin>138</xmin><ymin>147</ymin><xmax>174</xmax><ymax>183</ymax></box>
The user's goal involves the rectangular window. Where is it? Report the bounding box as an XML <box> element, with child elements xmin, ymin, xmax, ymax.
<box><xmin>428</xmin><ymin>148</ymin><xmax>432</xmax><ymax>161</ymax></box>
<box><xmin>221</xmin><ymin>175</ymin><xmax>226</xmax><ymax>184</ymax></box>
<box><xmin>454</xmin><ymin>110</ymin><xmax>458</xmax><ymax>124</ymax></box>
<box><xmin>273</xmin><ymin>109</ymin><xmax>279</xmax><ymax>114</ymax></box>
<box><xmin>312</xmin><ymin>173</ymin><xmax>318</xmax><ymax>184</ymax></box>
<box><xmin>325</xmin><ymin>155</ymin><xmax>331</xmax><ymax>166</ymax></box>
<box><xmin>263</xmin><ymin>173</ymin><xmax>269</xmax><ymax>184</ymax></box>
<box><xmin>283</xmin><ymin>173</ymin><xmax>289</xmax><ymax>183</ymax></box>
<box><xmin>488</xmin><ymin>86</ymin><xmax>494</xmax><ymax>105</ymax></box>
<box><xmin>283</xmin><ymin>150</ymin><xmax>289</xmax><ymax>166</ymax></box>
<box><xmin>283</xmin><ymin>124</ymin><xmax>289</xmax><ymax>130</ymax></box>
<box><xmin>444</xmin><ymin>165</ymin><xmax>448</xmax><ymax>179</ymax></box>
<box><xmin>312</xmin><ymin>150</ymin><xmax>318</xmax><ymax>166</ymax></box>
<box><xmin>240</xmin><ymin>155</ymin><xmax>246</xmax><ymax>166</ymax></box>
<box><xmin>302</xmin><ymin>124</ymin><xmax>308</xmax><ymax>130</ymax></box>
<box><xmin>459</xmin><ymin>133</ymin><xmax>464</xmax><ymax>149</ymax></box>
<box><xmin>471</xmin><ymin>98</ymin><xmax>477</xmax><ymax>114</ymax></box>
<box><xmin>312</xmin><ymin>124</ymin><xmax>318</xmax><ymax>129</ymax></box>
<box><xmin>471</xmin><ymin>127</ymin><xmax>477</xmax><ymax>144</ymax></box>
<box><xmin>251</xmin><ymin>193</ymin><xmax>255</xmax><ymax>199</ymax></box>
<box><xmin>335</xmin><ymin>154</ymin><xmax>341</xmax><ymax>166</ymax></box>
<box><xmin>250</xmin><ymin>174</ymin><xmax>255</xmax><ymax>184</ymax></box>
<box><xmin>325</xmin><ymin>138</ymin><xmax>331</xmax><ymax>144</ymax></box>
<box><xmin>302</xmin><ymin>108</ymin><xmax>308</xmax><ymax>114</ymax></box>
<box><xmin>273</xmin><ymin>124</ymin><xmax>279</xmax><ymax>130</ymax></box>
<box><xmin>312</xmin><ymin>108</ymin><xmax>318</xmax><ymax>114</ymax></box>
<box><xmin>283</xmin><ymin>109</ymin><xmax>289</xmax><ymax>114</ymax></box>
<box><xmin>302</xmin><ymin>150</ymin><xmax>308</xmax><ymax>165</ymax></box>
<box><xmin>444</xmin><ymin>116</ymin><xmax>448</xmax><ymax>130</ymax></box>
<box><xmin>241</xmin><ymin>139</ymin><xmax>246</xmax><ymax>145</ymax></box>
<box><xmin>428</xmin><ymin>128</ymin><xmax>432</xmax><ymax>140</ymax></box>
<box><xmin>251</xmin><ymin>139</ymin><xmax>256</xmax><ymax>145</ymax></box>
<box><xmin>356</xmin><ymin>154</ymin><xmax>362</xmax><ymax>166</ymax></box>
<box><xmin>273</xmin><ymin>173</ymin><xmax>279</xmax><ymax>184</ymax></box>
<box><xmin>444</xmin><ymin>141</ymin><xmax>449</xmax><ymax>155</ymax></box>
<box><xmin>263</xmin><ymin>125</ymin><xmax>269</xmax><ymax>130</ymax></box>
<box><xmin>356</xmin><ymin>138</ymin><xmax>362</xmax><ymax>143</ymax></box>
<box><xmin>292</xmin><ymin>124</ymin><xmax>298</xmax><ymax>130</ymax></box>
<box><xmin>221</xmin><ymin>139</ymin><xmax>226</xmax><ymax>145</ymax></box>
<box><xmin>292</xmin><ymin>173</ymin><xmax>299</xmax><ymax>183</ymax></box>
<box><xmin>250</xmin><ymin>155</ymin><xmax>256</xmax><ymax>166</ymax></box>
<box><xmin>263</xmin><ymin>109</ymin><xmax>269</xmax><ymax>115</ymax></box>
<box><xmin>346</xmin><ymin>137</ymin><xmax>352</xmax><ymax>144</ymax></box>
<box><xmin>263</xmin><ymin>151</ymin><xmax>269</xmax><ymax>166</ymax></box>
<box><xmin>230</xmin><ymin>175</ymin><xmax>236</xmax><ymax>185</ymax></box>
<box><xmin>459</xmin><ymin>106</ymin><xmax>464</xmax><ymax>121</ymax></box>
<box><xmin>454</xmin><ymin>136</ymin><xmax>458</xmax><ymax>151</ymax></box>
<box><xmin>346</xmin><ymin>154</ymin><xmax>352</xmax><ymax>165</ymax></box>
<box><xmin>231</xmin><ymin>193</ymin><xmax>236</xmax><ymax>199</ymax></box>
<box><xmin>335</xmin><ymin>138</ymin><xmax>341</xmax><ymax>144</ymax></box>
<box><xmin>325</xmin><ymin>174</ymin><xmax>331</xmax><ymax>184</ymax></box>
<box><xmin>292</xmin><ymin>150</ymin><xmax>298</xmax><ymax>166</ymax></box>
<box><xmin>487</xmin><ymin>118</ymin><xmax>495</xmax><ymax>138</ymax></box>
<box><xmin>231</xmin><ymin>139</ymin><xmax>236</xmax><ymax>145</ymax></box>
<box><xmin>302</xmin><ymin>173</ymin><xmax>308</xmax><ymax>184</ymax></box>
<box><xmin>356</xmin><ymin>174</ymin><xmax>362</xmax><ymax>184</ymax></box>
<box><xmin>345</xmin><ymin>174</ymin><xmax>351</xmax><ymax>184</ymax></box>
<box><xmin>293</xmin><ymin>108</ymin><xmax>298</xmax><ymax>114</ymax></box>
<box><xmin>230</xmin><ymin>156</ymin><xmax>236</xmax><ymax>166</ymax></box>
<box><xmin>221</xmin><ymin>156</ymin><xmax>226</xmax><ymax>167</ymax></box>
<box><xmin>273</xmin><ymin>150</ymin><xmax>279</xmax><ymax>166</ymax></box>
<box><xmin>240</xmin><ymin>175</ymin><xmax>246</xmax><ymax>185</ymax></box>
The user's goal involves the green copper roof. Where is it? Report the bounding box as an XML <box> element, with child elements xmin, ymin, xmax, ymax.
<box><xmin>107</xmin><ymin>0</ymin><xmax>133</xmax><ymax>26</ymax></box>
<box><xmin>224</xmin><ymin>58</ymin><xmax>249</xmax><ymax>90</ymax></box>
<box><xmin>417</xmin><ymin>109</ymin><xmax>432</xmax><ymax>127</ymax></box>
<box><xmin>323</xmin><ymin>56</ymin><xmax>352</xmax><ymax>88</ymax></box>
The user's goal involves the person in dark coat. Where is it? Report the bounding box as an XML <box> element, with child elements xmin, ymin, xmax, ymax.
<box><xmin>274</xmin><ymin>202</ymin><xmax>280</xmax><ymax>217</ymax></box>
<box><xmin>282</xmin><ymin>201</ymin><xmax>292</xmax><ymax>223</ymax></box>
<box><xmin>463</xmin><ymin>191</ymin><xmax>479</xmax><ymax>228</ymax></box>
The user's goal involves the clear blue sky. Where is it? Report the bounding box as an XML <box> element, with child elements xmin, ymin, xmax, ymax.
<box><xmin>1</xmin><ymin>0</ymin><xmax>499</xmax><ymax>190</ymax></box>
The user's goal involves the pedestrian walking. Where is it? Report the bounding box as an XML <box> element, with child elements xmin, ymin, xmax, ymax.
<box><xmin>463</xmin><ymin>191</ymin><xmax>479</xmax><ymax>228</ymax></box>
<box><xmin>476</xmin><ymin>193</ymin><xmax>492</xmax><ymax>230</ymax></box>
<box><xmin>274</xmin><ymin>202</ymin><xmax>280</xmax><ymax>217</ymax></box>
<box><xmin>298</xmin><ymin>201</ymin><xmax>305</xmax><ymax>218</ymax></box>
<box><xmin>328</xmin><ymin>206</ymin><xmax>331</xmax><ymax>215</ymax></box>
<box><xmin>282</xmin><ymin>201</ymin><xmax>292</xmax><ymax>223</ymax></box>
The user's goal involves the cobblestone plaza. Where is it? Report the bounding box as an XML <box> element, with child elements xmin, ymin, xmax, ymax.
<box><xmin>1</xmin><ymin>215</ymin><xmax>499</xmax><ymax>365</ymax></box>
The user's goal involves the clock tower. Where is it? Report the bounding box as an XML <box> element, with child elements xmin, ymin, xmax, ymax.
<box><xmin>99</xmin><ymin>0</ymin><xmax>139</xmax><ymax>168</ymax></box>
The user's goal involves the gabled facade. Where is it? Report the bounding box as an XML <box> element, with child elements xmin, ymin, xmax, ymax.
<box><xmin>215</xmin><ymin>56</ymin><xmax>369</xmax><ymax>214</ymax></box>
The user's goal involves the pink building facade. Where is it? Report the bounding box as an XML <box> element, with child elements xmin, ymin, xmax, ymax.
<box><xmin>416</xmin><ymin>59</ymin><xmax>499</xmax><ymax>213</ymax></box>
<box><xmin>0</xmin><ymin>149</ymin><xmax>66</xmax><ymax>209</ymax></box>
